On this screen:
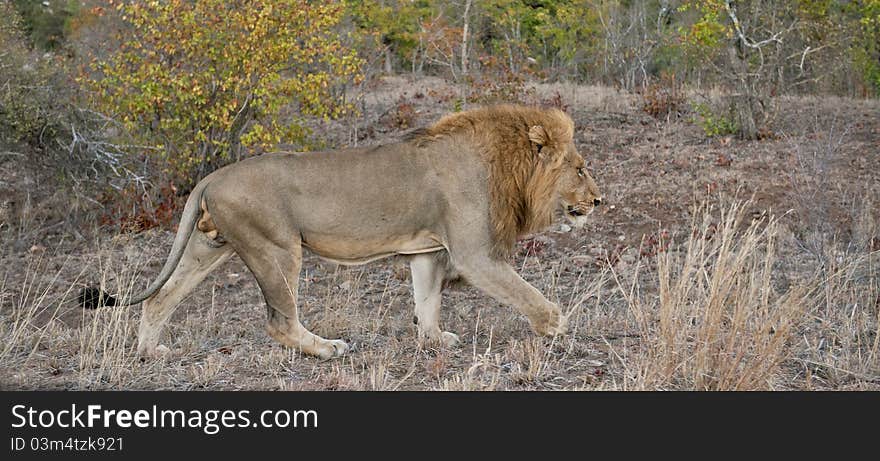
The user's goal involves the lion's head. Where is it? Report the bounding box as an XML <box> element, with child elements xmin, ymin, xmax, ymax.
<box><xmin>410</xmin><ymin>104</ymin><xmax>603</xmax><ymax>258</ymax></box>
<box><xmin>525</xmin><ymin>118</ymin><xmax>603</xmax><ymax>230</ymax></box>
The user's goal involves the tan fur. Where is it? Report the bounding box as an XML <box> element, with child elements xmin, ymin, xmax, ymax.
<box><xmin>126</xmin><ymin>105</ymin><xmax>602</xmax><ymax>360</ymax></box>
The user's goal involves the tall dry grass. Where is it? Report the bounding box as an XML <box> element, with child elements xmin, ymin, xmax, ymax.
<box><xmin>0</xmin><ymin>236</ymin><xmax>157</xmax><ymax>389</ymax></box>
<box><xmin>616</xmin><ymin>201</ymin><xmax>807</xmax><ymax>390</ymax></box>
<box><xmin>795</xmin><ymin>210</ymin><xmax>880</xmax><ymax>388</ymax></box>
<box><xmin>76</xmin><ymin>258</ymin><xmax>141</xmax><ymax>388</ymax></box>
<box><xmin>0</xmin><ymin>254</ymin><xmax>77</xmax><ymax>366</ymax></box>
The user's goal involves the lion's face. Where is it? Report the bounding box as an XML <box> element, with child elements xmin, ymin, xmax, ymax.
<box><xmin>552</xmin><ymin>142</ymin><xmax>602</xmax><ymax>228</ymax></box>
<box><xmin>527</xmin><ymin>123</ymin><xmax>602</xmax><ymax>229</ymax></box>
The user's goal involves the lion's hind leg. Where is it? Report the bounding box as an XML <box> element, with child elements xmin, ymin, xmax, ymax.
<box><xmin>138</xmin><ymin>231</ymin><xmax>233</xmax><ymax>358</ymax></box>
<box><xmin>236</xmin><ymin>236</ymin><xmax>348</xmax><ymax>360</ymax></box>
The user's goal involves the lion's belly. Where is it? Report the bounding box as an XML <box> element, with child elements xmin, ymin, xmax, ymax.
<box><xmin>301</xmin><ymin>231</ymin><xmax>445</xmax><ymax>265</ymax></box>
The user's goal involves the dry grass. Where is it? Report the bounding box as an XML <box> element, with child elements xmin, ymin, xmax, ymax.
<box><xmin>3</xmin><ymin>197</ymin><xmax>874</xmax><ymax>390</ymax></box>
<box><xmin>795</xmin><ymin>237</ymin><xmax>880</xmax><ymax>388</ymax></box>
<box><xmin>616</xmin><ymin>201</ymin><xmax>804</xmax><ymax>390</ymax></box>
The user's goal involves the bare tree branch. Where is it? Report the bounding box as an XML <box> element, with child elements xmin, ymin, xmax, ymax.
<box><xmin>724</xmin><ymin>1</ymin><xmax>784</xmax><ymax>50</ymax></box>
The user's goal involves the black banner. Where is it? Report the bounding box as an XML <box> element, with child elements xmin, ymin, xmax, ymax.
<box><xmin>2</xmin><ymin>391</ymin><xmax>877</xmax><ymax>459</ymax></box>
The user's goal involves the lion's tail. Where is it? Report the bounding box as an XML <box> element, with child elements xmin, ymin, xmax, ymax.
<box><xmin>79</xmin><ymin>180</ymin><xmax>210</xmax><ymax>309</ymax></box>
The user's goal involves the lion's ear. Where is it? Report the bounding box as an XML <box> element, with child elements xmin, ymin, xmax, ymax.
<box><xmin>529</xmin><ymin>125</ymin><xmax>563</xmax><ymax>165</ymax></box>
<box><xmin>528</xmin><ymin>125</ymin><xmax>549</xmax><ymax>147</ymax></box>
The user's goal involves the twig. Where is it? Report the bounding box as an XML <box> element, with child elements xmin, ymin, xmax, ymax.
<box><xmin>796</xmin><ymin>358</ymin><xmax>880</xmax><ymax>385</ymax></box>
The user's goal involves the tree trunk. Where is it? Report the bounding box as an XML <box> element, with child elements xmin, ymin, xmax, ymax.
<box><xmin>727</xmin><ymin>42</ymin><xmax>760</xmax><ymax>140</ymax></box>
<box><xmin>460</xmin><ymin>0</ymin><xmax>472</xmax><ymax>76</ymax></box>
<box><xmin>384</xmin><ymin>45</ymin><xmax>393</xmax><ymax>74</ymax></box>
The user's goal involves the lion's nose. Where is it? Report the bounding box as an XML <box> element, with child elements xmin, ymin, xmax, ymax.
<box><xmin>593</xmin><ymin>197</ymin><xmax>603</xmax><ymax>207</ymax></box>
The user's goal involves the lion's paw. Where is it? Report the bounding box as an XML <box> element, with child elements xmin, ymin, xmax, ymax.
<box><xmin>420</xmin><ymin>330</ymin><xmax>461</xmax><ymax>349</ymax></box>
<box><xmin>439</xmin><ymin>331</ymin><xmax>461</xmax><ymax>348</ymax></box>
<box><xmin>317</xmin><ymin>339</ymin><xmax>349</xmax><ymax>360</ymax></box>
<box><xmin>533</xmin><ymin>307</ymin><xmax>568</xmax><ymax>337</ymax></box>
<box><xmin>138</xmin><ymin>343</ymin><xmax>171</xmax><ymax>360</ymax></box>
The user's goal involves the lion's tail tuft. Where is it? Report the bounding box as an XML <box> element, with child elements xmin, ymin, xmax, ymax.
<box><xmin>77</xmin><ymin>179</ymin><xmax>209</xmax><ymax>310</ymax></box>
<box><xmin>78</xmin><ymin>286</ymin><xmax>118</xmax><ymax>309</ymax></box>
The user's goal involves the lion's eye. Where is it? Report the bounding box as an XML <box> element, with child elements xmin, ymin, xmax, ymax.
<box><xmin>577</xmin><ymin>167</ymin><xmax>585</xmax><ymax>178</ymax></box>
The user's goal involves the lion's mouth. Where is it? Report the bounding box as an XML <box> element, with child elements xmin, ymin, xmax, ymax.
<box><xmin>563</xmin><ymin>204</ymin><xmax>592</xmax><ymax>228</ymax></box>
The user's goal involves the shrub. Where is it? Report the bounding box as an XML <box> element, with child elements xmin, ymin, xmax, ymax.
<box><xmin>690</xmin><ymin>102</ymin><xmax>739</xmax><ymax>138</ymax></box>
<box><xmin>640</xmin><ymin>74</ymin><xmax>686</xmax><ymax>120</ymax></box>
<box><xmin>0</xmin><ymin>4</ymin><xmax>168</xmax><ymax>233</ymax></box>
<box><xmin>386</xmin><ymin>97</ymin><xmax>417</xmax><ymax>130</ymax></box>
<box><xmin>10</xmin><ymin>0</ymin><xmax>78</xmax><ymax>50</ymax></box>
<box><xmin>465</xmin><ymin>55</ymin><xmax>535</xmax><ymax>104</ymax></box>
<box><xmin>0</xmin><ymin>4</ymin><xmax>68</xmax><ymax>150</ymax></box>
<box><xmin>84</xmin><ymin>0</ymin><xmax>363</xmax><ymax>187</ymax></box>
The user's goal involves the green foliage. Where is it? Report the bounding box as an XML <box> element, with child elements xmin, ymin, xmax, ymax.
<box><xmin>539</xmin><ymin>1</ymin><xmax>599</xmax><ymax>60</ymax></box>
<box><xmin>677</xmin><ymin>0</ymin><xmax>731</xmax><ymax>67</ymax></box>
<box><xmin>10</xmin><ymin>0</ymin><xmax>78</xmax><ymax>50</ymax></box>
<box><xmin>481</xmin><ymin>0</ymin><xmax>543</xmax><ymax>70</ymax></box>
<box><xmin>85</xmin><ymin>0</ymin><xmax>363</xmax><ymax>185</ymax></box>
<box><xmin>342</xmin><ymin>0</ymin><xmax>880</xmax><ymax>96</ymax></box>
<box><xmin>346</xmin><ymin>0</ymin><xmax>604</xmax><ymax>79</ymax></box>
<box><xmin>851</xmin><ymin>0</ymin><xmax>880</xmax><ymax>93</ymax></box>
<box><xmin>453</xmin><ymin>97</ymin><xmax>463</xmax><ymax>112</ymax></box>
<box><xmin>691</xmin><ymin>102</ymin><xmax>739</xmax><ymax>137</ymax></box>
<box><xmin>345</xmin><ymin>0</ymin><xmax>441</xmax><ymax>72</ymax></box>
<box><xmin>0</xmin><ymin>3</ymin><xmax>68</xmax><ymax>149</ymax></box>
<box><xmin>531</xmin><ymin>0</ymin><xmax>604</xmax><ymax>76</ymax></box>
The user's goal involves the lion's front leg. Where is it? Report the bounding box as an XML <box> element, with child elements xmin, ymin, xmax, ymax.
<box><xmin>451</xmin><ymin>253</ymin><xmax>568</xmax><ymax>337</ymax></box>
<box><xmin>409</xmin><ymin>253</ymin><xmax>460</xmax><ymax>348</ymax></box>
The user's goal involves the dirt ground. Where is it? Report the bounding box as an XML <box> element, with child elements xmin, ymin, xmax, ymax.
<box><xmin>1</xmin><ymin>76</ymin><xmax>878</xmax><ymax>390</ymax></box>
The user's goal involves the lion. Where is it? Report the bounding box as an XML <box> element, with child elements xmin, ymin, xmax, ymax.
<box><xmin>80</xmin><ymin>104</ymin><xmax>603</xmax><ymax>360</ymax></box>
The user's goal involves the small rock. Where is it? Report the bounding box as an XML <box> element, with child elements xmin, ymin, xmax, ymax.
<box><xmin>339</xmin><ymin>280</ymin><xmax>352</xmax><ymax>291</ymax></box>
<box><xmin>559</xmin><ymin>223</ymin><xmax>572</xmax><ymax>233</ymax></box>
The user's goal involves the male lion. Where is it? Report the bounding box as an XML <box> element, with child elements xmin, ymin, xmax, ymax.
<box><xmin>81</xmin><ymin>105</ymin><xmax>602</xmax><ymax>359</ymax></box>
